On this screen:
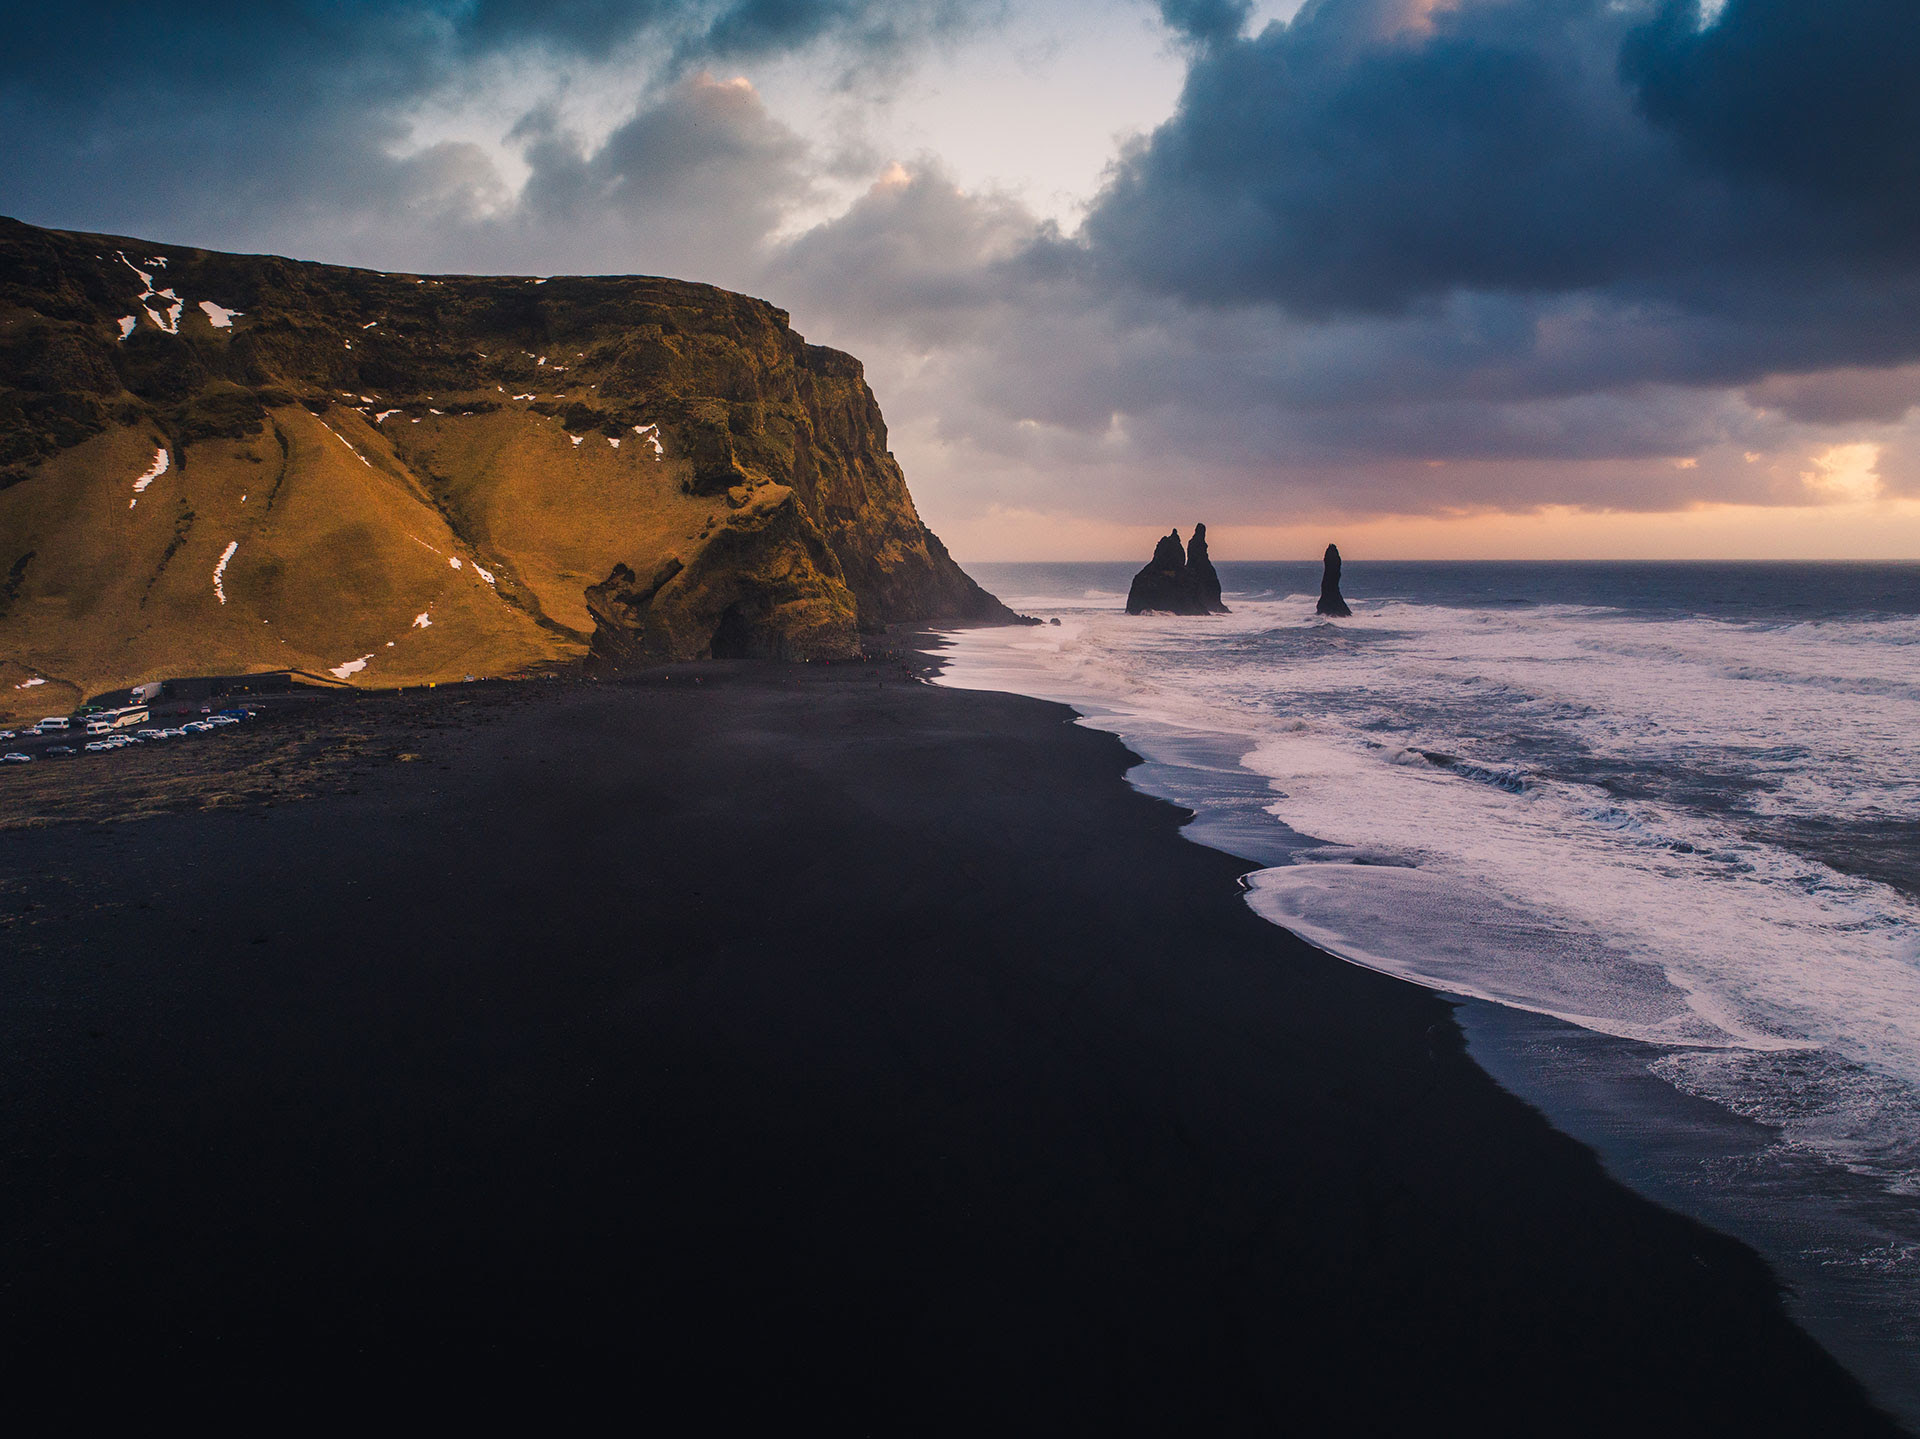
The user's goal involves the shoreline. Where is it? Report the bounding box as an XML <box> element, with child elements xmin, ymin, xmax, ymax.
<box><xmin>0</xmin><ymin>660</ymin><xmax>1901</xmax><ymax>1429</ymax></box>
<box><xmin>925</xmin><ymin>612</ymin><xmax>1920</xmax><ymax>1426</ymax></box>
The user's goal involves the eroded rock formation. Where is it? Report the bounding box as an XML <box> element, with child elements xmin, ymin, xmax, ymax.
<box><xmin>1126</xmin><ymin>525</ymin><xmax>1230</xmax><ymax>615</ymax></box>
<box><xmin>1317</xmin><ymin>543</ymin><xmax>1352</xmax><ymax>617</ymax></box>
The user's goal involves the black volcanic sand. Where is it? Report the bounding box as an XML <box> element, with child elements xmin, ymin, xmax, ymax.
<box><xmin>0</xmin><ymin>663</ymin><xmax>1900</xmax><ymax>1432</ymax></box>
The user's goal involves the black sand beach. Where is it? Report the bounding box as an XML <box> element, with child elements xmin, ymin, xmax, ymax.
<box><xmin>0</xmin><ymin>662</ymin><xmax>1901</xmax><ymax>1431</ymax></box>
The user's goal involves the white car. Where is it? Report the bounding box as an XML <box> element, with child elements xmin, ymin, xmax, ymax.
<box><xmin>0</xmin><ymin>730</ymin><xmax>14</xmax><ymax>740</ymax></box>
<box><xmin>2</xmin><ymin>752</ymin><xmax>29</xmax><ymax>764</ymax></box>
<box><xmin>209</xmin><ymin>715</ymin><xmax>240</xmax><ymax>726</ymax></box>
<box><xmin>83</xmin><ymin>740</ymin><xmax>114</xmax><ymax>753</ymax></box>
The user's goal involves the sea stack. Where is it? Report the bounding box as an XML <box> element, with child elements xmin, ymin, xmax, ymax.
<box><xmin>1316</xmin><ymin>544</ymin><xmax>1352</xmax><ymax>617</ymax></box>
<box><xmin>1126</xmin><ymin>526</ymin><xmax>1230</xmax><ymax>615</ymax></box>
<box><xmin>1186</xmin><ymin>523</ymin><xmax>1225</xmax><ymax>613</ymax></box>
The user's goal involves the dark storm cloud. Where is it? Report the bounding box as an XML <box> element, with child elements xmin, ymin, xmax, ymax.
<box><xmin>1085</xmin><ymin>0</ymin><xmax>1920</xmax><ymax>357</ymax></box>
<box><xmin>1623</xmin><ymin>0</ymin><xmax>1920</xmax><ymax>249</ymax></box>
<box><xmin>0</xmin><ymin>0</ymin><xmax>990</xmax><ymax>248</ymax></box>
<box><xmin>1156</xmin><ymin>0</ymin><xmax>1255</xmax><ymax>45</ymax></box>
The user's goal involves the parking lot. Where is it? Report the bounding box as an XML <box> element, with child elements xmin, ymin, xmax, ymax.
<box><xmin>2</xmin><ymin>705</ymin><xmax>256</xmax><ymax>764</ymax></box>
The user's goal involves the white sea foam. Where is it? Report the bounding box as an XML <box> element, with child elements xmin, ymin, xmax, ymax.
<box><xmin>937</xmin><ymin>581</ymin><xmax>1920</xmax><ymax>1194</ymax></box>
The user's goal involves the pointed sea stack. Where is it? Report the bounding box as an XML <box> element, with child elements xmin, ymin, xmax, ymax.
<box><xmin>1316</xmin><ymin>543</ymin><xmax>1352</xmax><ymax>618</ymax></box>
<box><xmin>1126</xmin><ymin>526</ymin><xmax>1230</xmax><ymax>615</ymax></box>
<box><xmin>1187</xmin><ymin>523</ymin><xmax>1226</xmax><ymax>613</ymax></box>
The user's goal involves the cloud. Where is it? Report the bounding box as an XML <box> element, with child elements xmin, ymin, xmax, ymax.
<box><xmin>1745</xmin><ymin>366</ymin><xmax>1920</xmax><ymax>426</ymax></box>
<box><xmin>1082</xmin><ymin>0</ymin><xmax>1920</xmax><ymax>358</ymax></box>
<box><xmin>508</xmin><ymin>75</ymin><xmax>815</xmax><ymax>279</ymax></box>
<box><xmin>1623</xmin><ymin>0</ymin><xmax>1920</xmax><ymax>250</ymax></box>
<box><xmin>0</xmin><ymin>1</ymin><xmax>995</xmax><ymax>249</ymax></box>
<box><xmin>4</xmin><ymin>0</ymin><xmax>1920</xmax><ymax>543</ymax></box>
<box><xmin>1156</xmin><ymin>0</ymin><xmax>1256</xmax><ymax>45</ymax></box>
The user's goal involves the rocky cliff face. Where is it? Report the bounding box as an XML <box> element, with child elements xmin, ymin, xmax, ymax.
<box><xmin>0</xmin><ymin>216</ymin><xmax>1016</xmax><ymax>716</ymax></box>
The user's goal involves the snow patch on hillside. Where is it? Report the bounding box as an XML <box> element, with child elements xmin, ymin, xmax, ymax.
<box><xmin>212</xmin><ymin>540</ymin><xmax>238</xmax><ymax>604</ymax></box>
<box><xmin>129</xmin><ymin>448</ymin><xmax>169</xmax><ymax>508</ymax></box>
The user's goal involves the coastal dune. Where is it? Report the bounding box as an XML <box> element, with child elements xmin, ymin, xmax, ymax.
<box><xmin>0</xmin><ymin>663</ymin><xmax>1894</xmax><ymax>1431</ymax></box>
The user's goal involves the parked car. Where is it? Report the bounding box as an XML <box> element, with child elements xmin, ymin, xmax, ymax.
<box><xmin>36</xmin><ymin>717</ymin><xmax>70</xmax><ymax>733</ymax></box>
<box><xmin>45</xmin><ymin>745</ymin><xmax>75</xmax><ymax>756</ymax></box>
<box><xmin>2</xmin><ymin>752</ymin><xmax>30</xmax><ymax>764</ymax></box>
<box><xmin>83</xmin><ymin>741</ymin><xmax>113</xmax><ymax>753</ymax></box>
<box><xmin>0</xmin><ymin>730</ymin><xmax>15</xmax><ymax>740</ymax></box>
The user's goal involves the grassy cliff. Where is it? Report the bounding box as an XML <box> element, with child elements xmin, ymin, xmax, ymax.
<box><xmin>0</xmin><ymin>216</ymin><xmax>1015</xmax><ymax>718</ymax></box>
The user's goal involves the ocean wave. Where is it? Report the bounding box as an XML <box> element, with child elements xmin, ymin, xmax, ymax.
<box><xmin>935</xmin><ymin>574</ymin><xmax>1920</xmax><ymax>1196</ymax></box>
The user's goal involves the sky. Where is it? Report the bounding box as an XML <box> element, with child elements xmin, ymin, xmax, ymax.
<box><xmin>5</xmin><ymin>0</ymin><xmax>1920</xmax><ymax>560</ymax></box>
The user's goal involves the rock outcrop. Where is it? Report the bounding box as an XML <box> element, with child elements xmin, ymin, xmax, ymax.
<box><xmin>0</xmin><ymin>215</ymin><xmax>1018</xmax><ymax>715</ymax></box>
<box><xmin>1316</xmin><ymin>543</ymin><xmax>1352</xmax><ymax>617</ymax></box>
<box><xmin>1186</xmin><ymin>523</ymin><xmax>1224</xmax><ymax>612</ymax></box>
<box><xmin>1126</xmin><ymin>525</ymin><xmax>1230</xmax><ymax>615</ymax></box>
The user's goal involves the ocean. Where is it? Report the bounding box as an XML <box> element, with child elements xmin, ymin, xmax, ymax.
<box><xmin>937</xmin><ymin>559</ymin><xmax>1920</xmax><ymax>1420</ymax></box>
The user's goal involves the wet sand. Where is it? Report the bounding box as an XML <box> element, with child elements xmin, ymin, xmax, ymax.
<box><xmin>0</xmin><ymin>662</ymin><xmax>1901</xmax><ymax>1430</ymax></box>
